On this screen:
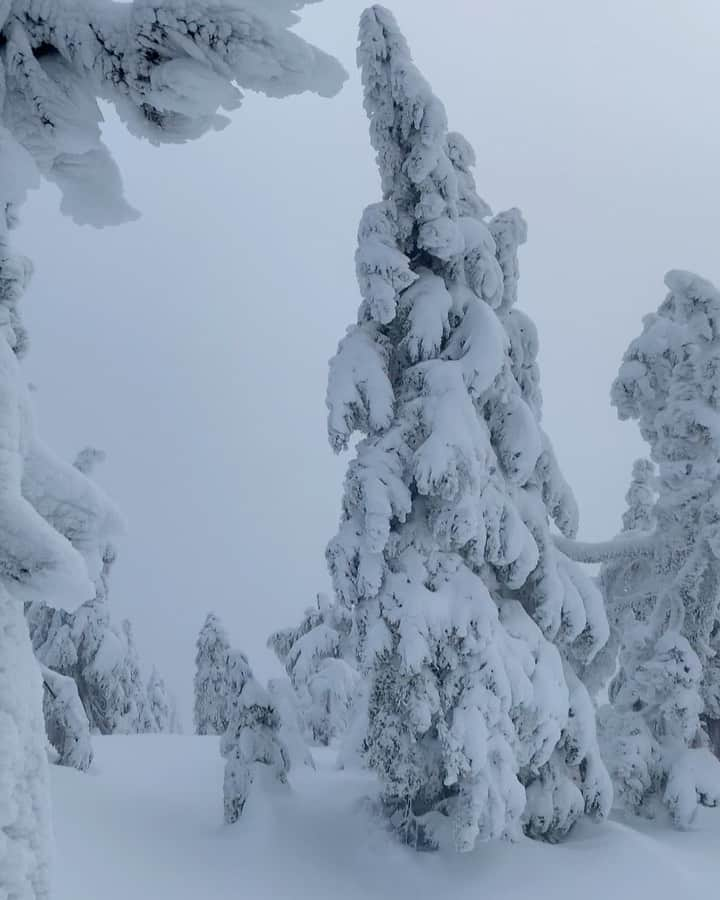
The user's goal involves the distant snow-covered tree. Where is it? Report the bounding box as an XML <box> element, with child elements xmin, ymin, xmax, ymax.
<box><xmin>41</xmin><ymin>666</ymin><xmax>93</xmax><ymax>772</ymax></box>
<box><xmin>28</xmin><ymin>597</ymin><xmax>157</xmax><ymax>736</ymax></box>
<box><xmin>221</xmin><ymin>652</ymin><xmax>290</xmax><ymax>824</ymax></box>
<box><xmin>194</xmin><ymin>612</ymin><xmax>231</xmax><ymax>735</ymax></box>
<box><xmin>269</xmin><ymin>593</ymin><xmax>360</xmax><ymax>745</ymax></box>
<box><xmin>147</xmin><ymin>667</ymin><xmax>173</xmax><ymax>733</ymax></box>
<box><xmin>595</xmin><ymin>271</ymin><xmax>720</xmax><ymax>825</ymax></box>
<box><xmin>324</xmin><ymin>5</ymin><xmax>611</xmax><ymax>852</ymax></box>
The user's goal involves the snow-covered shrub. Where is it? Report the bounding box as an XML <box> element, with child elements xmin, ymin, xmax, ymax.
<box><xmin>221</xmin><ymin>652</ymin><xmax>290</xmax><ymax>823</ymax></box>
<box><xmin>597</xmin><ymin>271</ymin><xmax>720</xmax><ymax>825</ymax></box>
<box><xmin>269</xmin><ymin>593</ymin><xmax>360</xmax><ymax>745</ymax></box>
<box><xmin>324</xmin><ymin>5</ymin><xmax>611</xmax><ymax>852</ymax></box>
<box><xmin>41</xmin><ymin>665</ymin><xmax>93</xmax><ymax>772</ymax></box>
<box><xmin>194</xmin><ymin>612</ymin><xmax>232</xmax><ymax>735</ymax></box>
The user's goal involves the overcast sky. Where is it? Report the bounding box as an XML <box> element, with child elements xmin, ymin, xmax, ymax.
<box><xmin>16</xmin><ymin>0</ymin><xmax>720</xmax><ymax>721</ymax></box>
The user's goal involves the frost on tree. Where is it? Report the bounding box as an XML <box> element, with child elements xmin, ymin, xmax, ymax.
<box><xmin>269</xmin><ymin>592</ymin><xmax>360</xmax><ymax>745</ymax></box>
<box><xmin>1</xmin><ymin>0</ymin><xmax>346</xmax><ymax>227</ymax></box>
<box><xmin>0</xmin><ymin>194</ymin><xmax>120</xmax><ymax>894</ymax></box>
<box><xmin>27</xmin><ymin>451</ymin><xmax>161</xmax><ymax>738</ymax></box>
<box><xmin>41</xmin><ymin>665</ymin><xmax>93</xmax><ymax>772</ymax></box>
<box><xmin>599</xmin><ymin>270</ymin><xmax>720</xmax><ymax>826</ymax></box>
<box><xmin>325</xmin><ymin>5</ymin><xmax>611</xmax><ymax>852</ymax></box>
<box><xmin>194</xmin><ymin>612</ymin><xmax>231</xmax><ymax>735</ymax></box>
<box><xmin>221</xmin><ymin>651</ymin><xmax>290</xmax><ymax>824</ymax></box>
<box><xmin>28</xmin><ymin>595</ymin><xmax>160</xmax><ymax>735</ymax></box>
<box><xmin>0</xmin><ymin>3</ymin><xmax>343</xmax><ymax>893</ymax></box>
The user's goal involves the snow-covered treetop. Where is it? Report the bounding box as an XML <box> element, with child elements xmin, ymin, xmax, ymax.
<box><xmin>0</xmin><ymin>0</ymin><xmax>346</xmax><ymax>225</ymax></box>
<box><xmin>357</xmin><ymin>3</ymin><xmax>463</xmax><ymax>269</ymax></box>
<box><xmin>612</xmin><ymin>270</ymin><xmax>720</xmax><ymax>530</ymax></box>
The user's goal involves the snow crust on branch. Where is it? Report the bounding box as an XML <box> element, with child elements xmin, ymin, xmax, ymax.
<box><xmin>1</xmin><ymin>0</ymin><xmax>346</xmax><ymax>225</ymax></box>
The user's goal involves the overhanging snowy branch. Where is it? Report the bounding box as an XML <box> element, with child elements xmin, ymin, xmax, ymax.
<box><xmin>553</xmin><ymin>532</ymin><xmax>657</xmax><ymax>564</ymax></box>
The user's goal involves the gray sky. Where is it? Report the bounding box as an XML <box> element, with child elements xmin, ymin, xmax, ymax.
<box><xmin>16</xmin><ymin>0</ymin><xmax>720</xmax><ymax>722</ymax></box>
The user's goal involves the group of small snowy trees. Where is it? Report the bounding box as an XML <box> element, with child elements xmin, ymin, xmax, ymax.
<box><xmin>0</xmin><ymin>0</ymin><xmax>345</xmax><ymax>895</ymax></box>
<box><xmin>27</xmin><ymin>449</ymin><xmax>180</xmax><ymax>754</ymax></box>
<box><xmin>193</xmin><ymin>613</ymin><xmax>291</xmax><ymax>822</ymax></box>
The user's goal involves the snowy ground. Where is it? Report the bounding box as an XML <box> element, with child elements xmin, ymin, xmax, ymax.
<box><xmin>52</xmin><ymin>736</ymin><xmax>720</xmax><ymax>900</ymax></box>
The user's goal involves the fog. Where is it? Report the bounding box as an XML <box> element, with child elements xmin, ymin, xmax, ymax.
<box><xmin>16</xmin><ymin>0</ymin><xmax>720</xmax><ymax>721</ymax></box>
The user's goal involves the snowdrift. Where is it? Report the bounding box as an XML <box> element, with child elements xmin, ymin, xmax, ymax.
<box><xmin>51</xmin><ymin>735</ymin><xmax>719</xmax><ymax>900</ymax></box>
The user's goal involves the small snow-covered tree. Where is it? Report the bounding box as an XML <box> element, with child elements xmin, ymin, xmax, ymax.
<box><xmin>147</xmin><ymin>667</ymin><xmax>172</xmax><ymax>732</ymax></box>
<box><xmin>269</xmin><ymin>593</ymin><xmax>360</xmax><ymax>745</ymax></box>
<box><xmin>325</xmin><ymin>6</ymin><xmax>611</xmax><ymax>852</ymax></box>
<box><xmin>41</xmin><ymin>666</ymin><xmax>93</xmax><ymax>772</ymax></box>
<box><xmin>221</xmin><ymin>651</ymin><xmax>290</xmax><ymax>823</ymax></box>
<box><xmin>596</xmin><ymin>271</ymin><xmax>720</xmax><ymax>825</ymax></box>
<box><xmin>194</xmin><ymin>612</ymin><xmax>231</xmax><ymax>735</ymax></box>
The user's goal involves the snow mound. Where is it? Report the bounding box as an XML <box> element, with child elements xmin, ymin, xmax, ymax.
<box><xmin>51</xmin><ymin>735</ymin><xmax>720</xmax><ymax>900</ymax></box>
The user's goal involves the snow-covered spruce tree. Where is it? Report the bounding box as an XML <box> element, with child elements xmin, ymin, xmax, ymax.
<box><xmin>28</xmin><ymin>596</ymin><xmax>158</xmax><ymax>735</ymax></box>
<box><xmin>194</xmin><ymin>612</ymin><xmax>232</xmax><ymax>735</ymax></box>
<box><xmin>325</xmin><ymin>6</ymin><xmax>611</xmax><ymax>852</ymax></box>
<box><xmin>269</xmin><ymin>592</ymin><xmax>360</xmax><ymax>745</ymax></box>
<box><xmin>41</xmin><ymin>666</ymin><xmax>93</xmax><ymax>772</ymax></box>
<box><xmin>1</xmin><ymin>7</ymin><xmax>343</xmax><ymax>890</ymax></box>
<box><xmin>147</xmin><ymin>667</ymin><xmax>172</xmax><ymax>732</ymax></box>
<box><xmin>221</xmin><ymin>650</ymin><xmax>290</xmax><ymax>823</ymax></box>
<box><xmin>27</xmin><ymin>448</ymin><xmax>159</xmax><ymax>737</ymax></box>
<box><xmin>597</xmin><ymin>270</ymin><xmax>720</xmax><ymax>825</ymax></box>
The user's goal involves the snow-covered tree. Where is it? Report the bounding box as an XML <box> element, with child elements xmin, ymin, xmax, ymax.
<box><xmin>1</xmin><ymin>4</ymin><xmax>344</xmax><ymax>893</ymax></box>
<box><xmin>147</xmin><ymin>667</ymin><xmax>172</xmax><ymax>732</ymax></box>
<box><xmin>194</xmin><ymin>612</ymin><xmax>231</xmax><ymax>735</ymax></box>
<box><xmin>221</xmin><ymin>651</ymin><xmax>290</xmax><ymax>824</ymax></box>
<box><xmin>595</xmin><ymin>271</ymin><xmax>720</xmax><ymax>825</ymax></box>
<box><xmin>325</xmin><ymin>6</ymin><xmax>611</xmax><ymax>852</ymax></box>
<box><xmin>28</xmin><ymin>596</ymin><xmax>157</xmax><ymax>735</ymax></box>
<box><xmin>269</xmin><ymin>593</ymin><xmax>360</xmax><ymax>745</ymax></box>
<box><xmin>41</xmin><ymin>665</ymin><xmax>93</xmax><ymax>772</ymax></box>
<box><xmin>1</xmin><ymin>0</ymin><xmax>346</xmax><ymax>228</ymax></box>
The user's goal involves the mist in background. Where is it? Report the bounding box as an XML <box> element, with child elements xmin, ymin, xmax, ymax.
<box><xmin>16</xmin><ymin>0</ymin><xmax>720</xmax><ymax>722</ymax></box>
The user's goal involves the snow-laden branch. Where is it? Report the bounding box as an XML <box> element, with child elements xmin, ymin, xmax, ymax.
<box><xmin>553</xmin><ymin>532</ymin><xmax>657</xmax><ymax>564</ymax></box>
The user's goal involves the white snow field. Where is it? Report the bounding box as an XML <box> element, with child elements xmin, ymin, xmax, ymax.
<box><xmin>51</xmin><ymin>735</ymin><xmax>719</xmax><ymax>900</ymax></box>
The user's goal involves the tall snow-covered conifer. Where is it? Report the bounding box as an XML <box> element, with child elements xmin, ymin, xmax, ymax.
<box><xmin>325</xmin><ymin>6</ymin><xmax>610</xmax><ymax>851</ymax></box>
<box><xmin>599</xmin><ymin>271</ymin><xmax>720</xmax><ymax>825</ymax></box>
<box><xmin>0</xmin><ymin>4</ymin><xmax>343</xmax><ymax>893</ymax></box>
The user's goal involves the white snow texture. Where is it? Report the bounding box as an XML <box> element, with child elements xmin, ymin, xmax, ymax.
<box><xmin>325</xmin><ymin>5</ymin><xmax>611</xmax><ymax>852</ymax></box>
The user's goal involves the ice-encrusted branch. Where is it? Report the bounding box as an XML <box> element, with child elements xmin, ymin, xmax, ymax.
<box><xmin>554</xmin><ymin>532</ymin><xmax>657</xmax><ymax>564</ymax></box>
